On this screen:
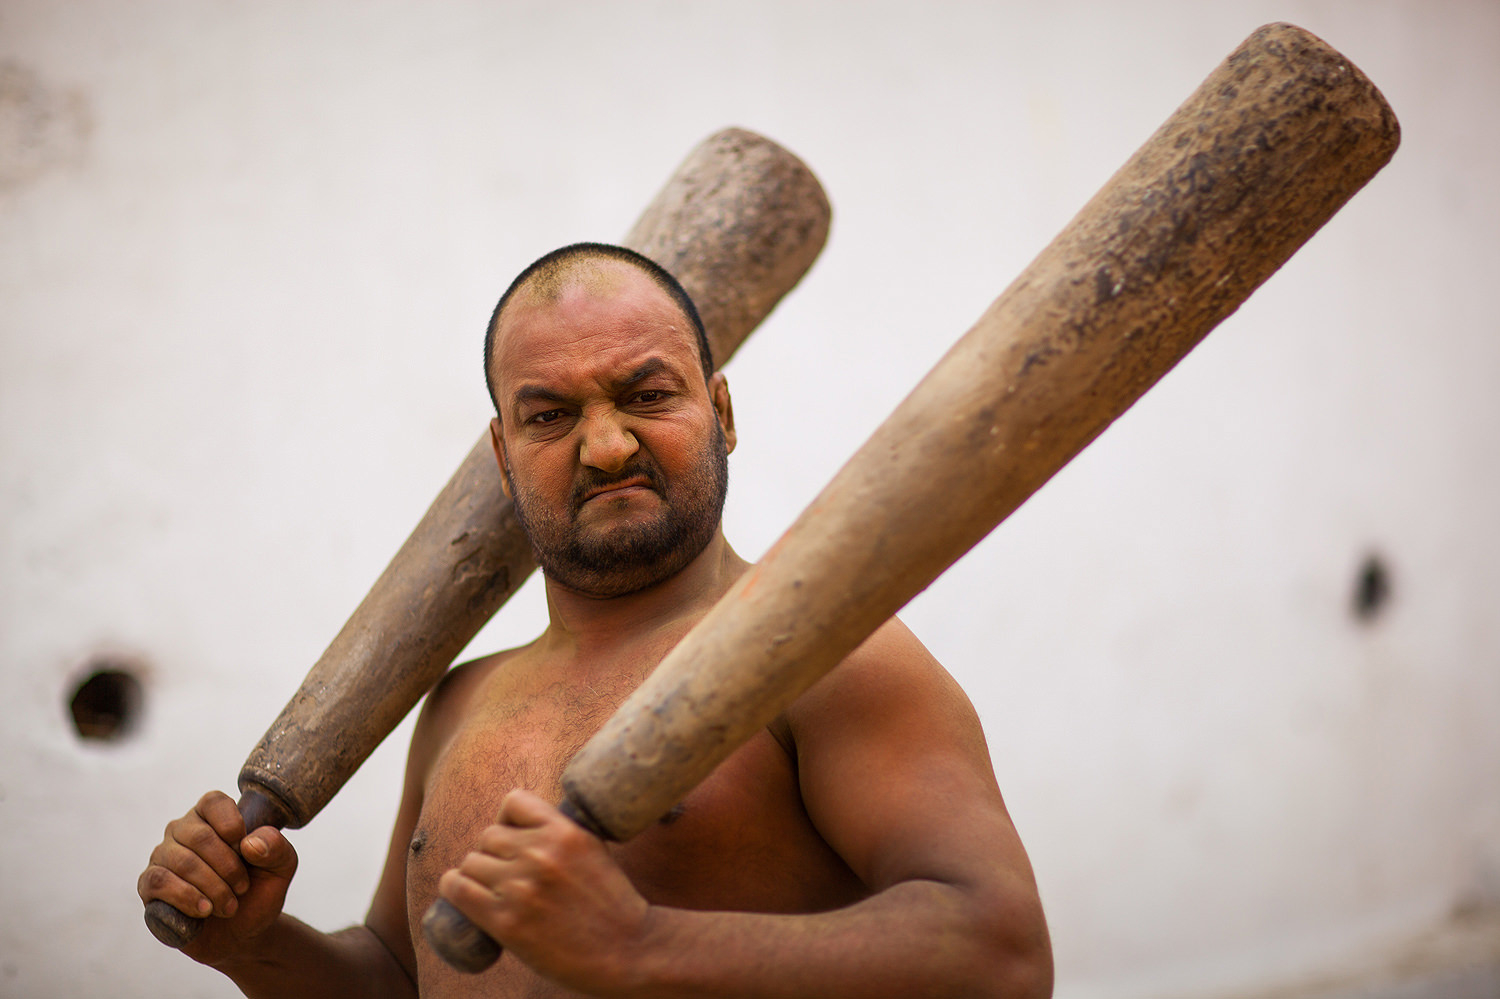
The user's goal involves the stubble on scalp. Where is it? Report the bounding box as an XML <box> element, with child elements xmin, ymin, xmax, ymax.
<box><xmin>515</xmin><ymin>257</ymin><xmax>635</xmax><ymax>309</ymax></box>
<box><xmin>485</xmin><ymin>244</ymin><xmax>714</xmax><ymax>417</ymax></box>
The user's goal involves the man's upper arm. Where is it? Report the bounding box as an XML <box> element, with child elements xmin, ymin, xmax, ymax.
<box><xmin>787</xmin><ymin>617</ymin><xmax>1045</xmax><ymax>932</ymax></box>
<box><xmin>362</xmin><ymin>707</ymin><xmax>431</xmax><ymax>985</ymax></box>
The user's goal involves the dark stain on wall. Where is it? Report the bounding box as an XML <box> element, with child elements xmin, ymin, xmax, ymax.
<box><xmin>1353</xmin><ymin>552</ymin><xmax>1392</xmax><ymax>622</ymax></box>
<box><xmin>0</xmin><ymin>60</ymin><xmax>92</xmax><ymax>191</ymax></box>
<box><xmin>68</xmin><ymin>662</ymin><xmax>144</xmax><ymax>742</ymax></box>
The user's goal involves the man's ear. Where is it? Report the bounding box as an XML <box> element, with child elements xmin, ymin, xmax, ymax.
<box><xmin>709</xmin><ymin>372</ymin><xmax>737</xmax><ymax>454</ymax></box>
<box><xmin>489</xmin><ymin>417</ymin><xmax>514</xmax><ymax>499</ymax></box>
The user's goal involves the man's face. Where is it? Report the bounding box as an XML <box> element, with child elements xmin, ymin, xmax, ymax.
<box><xmin>488</xmin><ymin>262</ymin><xmax>734</xmax><ymax>598</ymax></box>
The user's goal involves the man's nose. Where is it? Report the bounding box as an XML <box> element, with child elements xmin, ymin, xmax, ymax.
<box><xmin>579</xmin><ymin>411</ymin><xmax>639</xmax><ymax>473</ymax></box>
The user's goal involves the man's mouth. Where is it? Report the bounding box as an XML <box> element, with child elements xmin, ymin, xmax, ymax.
<box><xmin>578</xmin><ymin>475</ymin><xmax>656</xmax><ymax>506</ymax></box>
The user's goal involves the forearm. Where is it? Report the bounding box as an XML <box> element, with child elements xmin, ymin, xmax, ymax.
<box><xmin>619</xmin><ymin>879</ymin><xmax>1051</xmax><ymax>999</ymax></box>
<box><xmin>210</xmin><ymin>915</ymin><xmax>415</xmax><ymax>999</ymax></box>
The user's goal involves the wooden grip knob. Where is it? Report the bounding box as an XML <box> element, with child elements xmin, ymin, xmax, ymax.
<box><xmin>143</xmin><ymin>898</ymin><xmax>202</xmax><ymax>949</ymax></box>
<box><xmin>421</xmin><ymin>898</ymin><xmax>502</xmax><ymax>974</ymax></box>
<box><xmin>143</xmin><ymin>786</ymin><xmax>294</xmax><ymax>949</ymax></box>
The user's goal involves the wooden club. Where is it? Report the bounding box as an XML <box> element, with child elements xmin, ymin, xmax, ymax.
<box><xmin>144</xmin><ymin>127</ymin><xmax>833</xmax><ymax>948</ymax></box>
<box><xmin>422</xmin><ymin>22</ymin><xmax>1401</xmax><ymax>973</ymax></box>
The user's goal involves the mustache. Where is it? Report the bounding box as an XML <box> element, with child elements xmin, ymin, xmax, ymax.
<box><xmin>570</xmin><ymin>461</ymin><xmax>664</xmax><ymax>512</ymax></box>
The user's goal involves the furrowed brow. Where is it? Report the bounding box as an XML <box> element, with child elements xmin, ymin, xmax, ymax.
<box><xmin>612</xmin><ymin>357</ymin><xmax>678</xmax><ymax>391</ymax></box>
<box><xmin>513</xmin><ymin>384</ymin><xmax>568</xmax><ymax>408</ymax></box>
<box><xmin>509</xmin><ymin>358</ymin><xmax>682</xmax><ymax>413</ymax></box>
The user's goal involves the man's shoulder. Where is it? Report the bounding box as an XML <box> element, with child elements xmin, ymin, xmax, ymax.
<box><xmin>410</xmin><ymin>640</ymin><xmax>543</xmax><ymax>751</ymax></box>
<box><xmin>784</xmin><ymin>616</ymin><xmax>978</xmax><ymax>737</ymax></box>
<box><xmin>432</xmin><ymin>642</ymin><xmax>535</xmax><ymax>700</ymax></box>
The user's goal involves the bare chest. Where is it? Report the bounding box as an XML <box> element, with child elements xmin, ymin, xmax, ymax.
<box><xmin>414</xmin><ymin>678</ymin><xmax>624</xmax><ymax>876</ymax></box>
<box><xmin>405</xmin><ymin>669</ymin><xmax>866</xmax><ymax>996</ymax></box>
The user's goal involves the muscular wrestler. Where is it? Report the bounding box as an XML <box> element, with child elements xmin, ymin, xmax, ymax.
<box><xmin>139</xmin><ymin>243</ymin><xmax>1053</xmax><ymax>998</ymax></box>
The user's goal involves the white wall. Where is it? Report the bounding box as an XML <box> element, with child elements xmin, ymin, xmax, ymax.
<box><xmin>2</xmin><ymin>2</ymin><xmax>1496</xmax><ymax>997</ymax></box>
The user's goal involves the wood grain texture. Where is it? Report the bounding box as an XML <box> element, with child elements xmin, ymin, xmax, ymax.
<box><xmin>559</xmin><ymin>23</ymin><xmax>1399</xmax><ymax>843</ymax></box>
<box><xmin>237</xmin><ymin>127</ymin><xmax>831</xmax><ymax>832</ymax></box>
<box><xmin>146</xmin><ymin>127</ymin><xmax>830</xmax><ymax>949</ymax></box>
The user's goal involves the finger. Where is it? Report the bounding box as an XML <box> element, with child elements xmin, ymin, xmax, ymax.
<box><xmin>138</xmin><ymin>863</ymin><xmax>216</xmax><ymax>918</ymax></box>
<box><xmin>437</xmin><ymin>867</ymin><xmax>519</xmax><ymax>938</ymax></box>
<box><xmin>476</xmin><ymin>821</ymin><xmax>579</xmax><ymax>892</ymax></box>
<box><xmin>166</xmin><ymin>814</ymin><xmax>251</xmax><ymax>898</ymax></box>
<box><xmin>456</xmin><ymin>849</ymin><xmax>513</xmax><ymax>888</ymax></box>
<box><xmin>476</xmin><ymin>823</ymin><xmax>524</xmax><ymax>859</ymax></box>
<box><xmin>140</xmin><ymin>841</ymin><xmax>238</xmax><ymax>918</ymax></box>
<box><xmin>496</xmin><ymin>788</ymin><xmax>558</xmax><ymax>828</ymax></box>
<box><xmin>195</xmin><ymin>790</ymin><xmax>248</xmax><ymax>844</ymax></box>
<box><xmin>238</xmin><ymin>827</ymin><xmax>298</xmax><ymax>882</ymax></box>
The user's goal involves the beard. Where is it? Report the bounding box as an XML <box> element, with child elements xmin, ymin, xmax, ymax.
<box><xmin>507</xmin><ymin>421</ymin><xmax>729</xmax><ymax>598</ymax></box>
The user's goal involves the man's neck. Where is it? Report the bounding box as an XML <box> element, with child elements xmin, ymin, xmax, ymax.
<box><xmin>539</xmin><ymin>530</ymin><xmax>749</xmax><ymax>659</ymax></box>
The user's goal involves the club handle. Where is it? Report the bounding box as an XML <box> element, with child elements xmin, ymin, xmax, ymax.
<box><xmin>144</xmin><ymin>787</ymin><xmax>294</xmax><ymax>948</ymax></box>
<box><xmin>422</xmin><ymin>797</ymin><xmax>605</xmax><ymax>973</ymax></box>
<box><xmin>421</xmin><ymin>896</ymin><xmax>503</xmax><ymax>974</ymax></box>
<box><xmin>143</xmin><ymin>898</ymin><xmax>203</xmax><ymax>950</ymax></box>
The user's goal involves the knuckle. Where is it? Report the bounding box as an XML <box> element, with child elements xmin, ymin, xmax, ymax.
<box><xmin>496</xmin><ymin>791</ymin><xmax>523</xmax><ymax>822</ymax></box>
<box><xmin>196</xmin><ymin>790</ymin><xmax>230</xmax><ymax>814</ymax></box>
<box><xmin>440</xmin><ymin>870</ymin><xmax>487</xmax><ymax>907</ymax></box>
<box><xmin>217</xmin><ymin>853</ymin><xmax>250</xmax><ymax>887</ymax></box>
<box><xmin>204</xmin><ymin>799</ymin><xmax>245</xmax><ymax>837</ymax></box>
<box><xmin>181</xmin><ymin>822</ymin><xmax>220</xmax><ymax>852</ymax></box>
<box><xmin>522</xmin><ymin>845</ymin><xmax>560</xmax><ymax>878</ymax></box>
<box><xmin>505</xmin><ymin>878</ymin><xmax>537</xmax><ymax>907</ymax></box>
<box><xmin>140</xmin><ymin>865</ymin><xmax>172</xmax><ymax>893</ymax></box>
<box><xmin>141</xmin><ymin>864</ymin><xmax>205</xmax><ymax>911</ymax></box>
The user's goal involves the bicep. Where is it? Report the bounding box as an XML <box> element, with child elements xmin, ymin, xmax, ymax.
<box><xmin>364</xmin><ymin>774</ymin><xmax>422</xmax><ymax>983</ymax></box>
<box><xmin>788</xmin><ymin>619</ymin><xmax>1037</xmax><ymax>897</ymax></box>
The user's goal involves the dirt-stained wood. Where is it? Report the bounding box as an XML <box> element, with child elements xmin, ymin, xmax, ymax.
<box><xmin>559</xmin><ymin>23</ymin><xmax>1399</xmax><ymax>847</ymax></box>
<box><xmin>425</xmin><ymin>20</ymin><xmax>1402</xmax><ymax>974</ymax></box>
<box><xmin>424</xmin><ymin>22</ymin><xmax>1401</xmax><ymax>974</ymax></box>
<box><xmin>238</xmin><ymin>128</ymin><xmax>830</xmax><ymax>832</ymax></box>
<box><xmin>145</xmin><ymin>128</ymin><xmax>831</xmax><ymax>950</ymax></box>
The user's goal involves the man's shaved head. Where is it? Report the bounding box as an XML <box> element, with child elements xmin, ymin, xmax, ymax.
<box><xmin>484</xmin><ymin>243</ymin><xmax>712</xmax><ymax>417</ymax></box>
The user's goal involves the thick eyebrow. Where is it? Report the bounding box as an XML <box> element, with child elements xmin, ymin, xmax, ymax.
<box><xmin>509</xmin><ymin>357</ymin><xmax>683</xmax><ymax>411</ymax></box>
<box><xmin>512</xmin><ymin>383</ymin><xmax>568</xmax><ymax>408</ymax></box>
<box><xmin>611</xmin><ymin>357</ymin><xmax>677</xmax><ymax>392</ymax></box>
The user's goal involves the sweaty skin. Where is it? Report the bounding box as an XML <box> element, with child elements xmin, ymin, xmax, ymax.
<box><xmin>139</xmin><ymin>255</ymin><xmax>1052</xmax><ymax>998</ymax></box>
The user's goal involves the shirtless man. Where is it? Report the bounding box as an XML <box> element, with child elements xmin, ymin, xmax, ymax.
<box><xmin>139</xmin><ymin>243</ymin><xmax>1053</xmax><ymax>998</ymax></box>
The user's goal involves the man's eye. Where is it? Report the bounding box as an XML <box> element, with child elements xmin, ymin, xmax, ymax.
<box><xmin>532</xmin><ymin>410</ymin><xmax>565</xmax><ymax>425</ymax></box>
<box><xmin>634</xmin><ymin>391</ymin><xmax>663</xmax><ymax>404</ymax></box>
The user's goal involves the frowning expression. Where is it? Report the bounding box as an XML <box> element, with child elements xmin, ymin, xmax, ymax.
<box><xmin>487</xmin><ymin>260</ymin><xmax>735</xmax><ymax>597</ymax></box>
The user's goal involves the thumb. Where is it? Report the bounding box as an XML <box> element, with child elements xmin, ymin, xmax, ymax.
<box><xmin>239</xmin><ymin>827</ymin><xmax>298</xmax><ymax>882</ymax></box>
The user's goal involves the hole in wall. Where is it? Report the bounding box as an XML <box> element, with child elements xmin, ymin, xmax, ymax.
<box><xmin>1352</xmin><ymin>552</ymin><xmax>1392</xmax><ymax>622</ymax></box>
<box><xmin>67</xmin><ymin>663</ymin><xmax>145</xmax><ymax>742</ymax></box>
